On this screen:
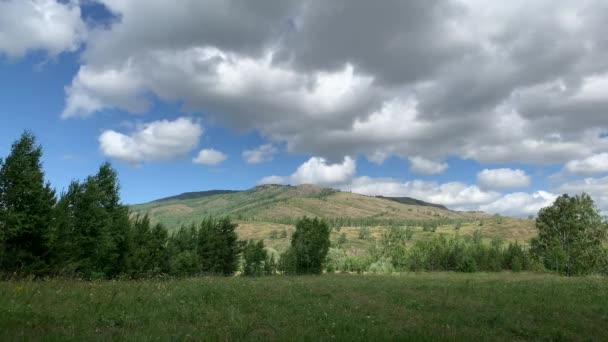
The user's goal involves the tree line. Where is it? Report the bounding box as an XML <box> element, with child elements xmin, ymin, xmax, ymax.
<box><xmin>0</xmin><ymin>132</ymin><xmax>331</xmax><ymax>278</ymax></box>
<box><xmin>1</xmin><ymin>132</ymin><xmax>607</xmax><ymax>278</ymax></box>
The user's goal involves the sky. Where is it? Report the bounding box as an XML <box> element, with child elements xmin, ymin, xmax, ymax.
<box><xmin>1</xmin><ymin>0</ymin><xmax>608</xmax><ymax>217</ymax></box>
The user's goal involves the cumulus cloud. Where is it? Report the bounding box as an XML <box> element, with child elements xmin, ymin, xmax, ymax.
<box><xmin>0</xmin><ymin>0</ymin><xmax>86</xmax><ymax>58</ymax></box>
<box><xmin>563</xmin><ymin>153</ymin><xmax>608</xmax><ymax>175</ymax></box>
<box><xmin>477</xmin><ymin>168</ymin><xmax>531</xmax><ymax>190</ymax></box>
<box><xmin>193</xmin><ymin>149</ymin><xmax>227</xmax><ymax>165</ymax></box>
<box><xmin>99</xmin><ymin>117</ymin><xmax>203</xmax><ymax>162</ymax></box>
<box><xmin>242</xmin><ymin>144</ymin><xmax>278</xmax><ymax>164</ymax></box>
<box><xmin>347</xmin><ymin>176</ymin><xmax>559</xmax><ymax>217</ymax></box>
<box><xmin>408</xmin><ymin>156</ymin><xmax>448</xmax><ymax>175</ymax></box>
<box><xmin>347</xmin><ymin>176</ymin><xmax>500</xmax><ymax>210</ymax></box>
<box><xmin>558</xmin><ymin>176</ymin><xmax>608</xmax><ymax>214</ymax></box>
<box><xmin>259</xmin><ymin>156</ymin><xmax>355</xmax><ymax>187</ymax></box>
<box><xmin>61</xmin><ymin>0</ymin><xmax>608</xmax><ymax>165</ymax></box>
<box><xmin>479</xmin><ymin>191</ymin><xmax>557</xmax><ymax>217</ymax></box>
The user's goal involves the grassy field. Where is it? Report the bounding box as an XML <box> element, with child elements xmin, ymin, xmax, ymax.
<box><xmin>1</xmin><ymin>273</ymin><xmax>607</xmax><ymax>340</ymax></box>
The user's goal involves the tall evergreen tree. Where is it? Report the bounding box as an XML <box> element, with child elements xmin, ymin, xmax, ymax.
<box><xmin>168</xmin><ymin>224</ymin><xmax>199</xmax><ymax>276</ymax></box>
<box><xmin>197</xmin><ymin>217</ymin><xmax>240</xmax><ymax>275</ymax></box>
<box><xmin>94</xmin><ymin>162</ymin><xmax>131</xmax><ymax>277</ymax></box>
<box><xmin>126</xmin><ymin>215</ymin><xmax>169</xmax><ymax>278</ymax></box>
<box><xmin>51</xmin><ymin>163</ymin><xmax>131</xmax><ymax>279</ymax></box>
<box><xmin>0</xmin><ymin>132</ymin><xmax>56</xmax><ymax>276</ymax></box>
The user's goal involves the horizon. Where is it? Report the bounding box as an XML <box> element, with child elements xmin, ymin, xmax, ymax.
<box><xmin>2</xmin><ymin>1</ymin><xmax>608</xmax><ymax>217</ymax></box>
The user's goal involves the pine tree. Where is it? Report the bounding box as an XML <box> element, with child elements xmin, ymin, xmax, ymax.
<box><xmin>197</xmin><ymin>218</ymin><xmax>239</xmax><ymax>276</ymax></box>
<box><xmin>0</xmin><ymin>132</ymin><xmax>56</xmax><ymax>276</ymax></box>
<box><xmin>126</xmin><ymin>215</ymin><xmax>169</xmax><ymax>278</ymax></box>
<box><xmin>168</xmin><ymin>224</ymin><xmax>199</xmax><ymax>276</ymax></box>
<box><xmin>94</xmin><ymin>162</ymin><xmax>131</xmax><ymax>277</ymax></box>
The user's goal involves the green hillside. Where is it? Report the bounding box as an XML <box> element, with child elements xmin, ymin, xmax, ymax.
<box><xmin>131</xmin><ymin>184</ymin><xmax>537</xmax><ymax>252</ymax></box>
<box><xmin>132</xmin><ymin>184</ymin><xmax>482</xmax><ymax>227</ymax></box>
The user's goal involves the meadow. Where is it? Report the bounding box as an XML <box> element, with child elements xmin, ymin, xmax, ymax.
<box><xmin>1</xmin><ymin>273</ymin><xmax>607</xmax><ymax>341</ymax></box>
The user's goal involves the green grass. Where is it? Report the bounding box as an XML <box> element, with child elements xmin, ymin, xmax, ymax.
<box><xmin>2</xmin><ymin>273</ymin><xmax>607</xmax><ymax>340</ymax></box>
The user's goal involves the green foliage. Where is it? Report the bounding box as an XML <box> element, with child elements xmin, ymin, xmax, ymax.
<box><xmin>197</xmin><ymin>217</ymin><xmax>240</xmax><ymax>276</ymax></box>
<box><xmin>325</xmin><ymin>247</ymin><xmax>348</xmax><ymax>273</ymax></box>
<box><xmin>280</xmin><ymin>229</ymin><xmax>288</xmax><ymax>239</ymax></box>
<box><xmin>242</xmin><ymin>240</ymin><xmax>267</xmax><ymax>276</ymax></box>
<box><xmin>368</xmin><ymin>257</ymin><xmax>395</xmax><ymax>274</ymax></box>
<box><xmin>278</xmin><ymin>247</ymin><xmax>297</xmax><ymax>275</ymax></box>
<box><xmin>0</xmin><ymin>132</ymin><xmax>56</xmax><ymax>276</ymax></box>
<box><xmin>358</xmin><ymin>226</ymin><xmax>370</xmax><ymax>240</ymax></box>
<box><xmin>264</xmin><ymin>253</ymin><xmax>277</xmax><ymax>275</ymax></box>
<box><xmin>422</xmin><ymin>222</ymin><xmax>437</xmax><ymax>232</ymax></box>
<box><xmin>291</xmin><ymin>217</ymin><xmax>330</xmax><ymax>274</ymax></box>
<box><xmin>532</xmin><ymin>193</ymin><xmax>608</xmax><ymax>276</ymax></box>
<box><xmin>125</xmin><ymin>215</ymin><xmax>169</xmax><ymax>278</ymax></box>
<box><xmin>270</xmin><ymin>230</ymin><xmax>278</xmax><ymax>239</ymax></box>
<box><xmin>167</xmin><ymin>224</ymin><xmax>198</xmax><ymax>276</ymax></box>
<box><xmin>337</xmin><ymin>232</ymin><xmax>347</xmax><ymax>245</ymax></box>
<box><xmin>50</xmin><ymin>163</ymin><xmax>132</xmax><ymax>279</ymax></box>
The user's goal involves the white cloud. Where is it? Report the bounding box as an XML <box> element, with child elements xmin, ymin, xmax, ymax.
<box><xmin>479</xmin><ymin>191</ymin><xmax>557</xmax><ymax>217</ymax></box>
<box><xmin>258</xmin><ymin>175</ymin><xmax>287</xmax><ymax>185</ymax></box>
<box><xmin>558</xmin><ymin>176</ymin><xmax>608</xmax><ymax>214</ymax></box>
<box><xmin>477</xmin><ymin>168</ymin><xmax>531</xmax><ymax>190</ymax></box>
<box><xmin>258</xmin><ymin>156</ymin><xmax>355</xmax><ymax>187</ymax></box>
<box><xmin>193</xmin><ymin>149</ymin><xmax>227</xmax><ymax>165</ymax></box>
<box><xmin>0</xmin><ymin>0</ymin><xmax>86</xmax><ymax>58</ymax></box>
<box><xmin>563</xmin><ymin>153</ymin><xmax>608</xmax><ymax>175</ymax></box>
<box><xmin>345</xmin><ymin>176</ymin><xmax>559</xmax><ymax>217</ymax></box>
<box><xmin>347</xmin><ymin>177</ymin><xmax>500</xmax><ymax>210</ymax></box>
<box><xmin>408</xmin><ymin>156</ymin><xmax>448</xmax><ymax>175</ymax></box>
<box><xmin>99</xmin><ymin>117</ymin><xmax>202</xmax><ymax>162</ymax></box>
<box><xmin>60</xmin><ymin>0</ymin><xmax>608</xmax><ymax>167</ymax></box>
<box><xmin>242</xmin><ymin>144</ymin><xmax>277</xmax><ymax>164</ymax></box>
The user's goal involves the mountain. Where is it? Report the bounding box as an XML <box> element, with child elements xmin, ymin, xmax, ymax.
<box><xmin>153</xmin><ymin>190</ymin><xmax>241</xmax><ymax>202</ymax></box>
<box><xmin>376</xmin><ymin>196</ymin><xmax>448</xmax><ymax>210</ymax></box>
<box><xmin>132</xmin><ymin>184</ymin><xmax>486</xmax><ymax>229</ymax></box>
<box><xmin>131</xmin><ymin>184</ymin><xmax>536</xmax><ymax>249</ymax></box>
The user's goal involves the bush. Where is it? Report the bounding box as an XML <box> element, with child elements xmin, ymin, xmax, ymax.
<box><xmin>325</xmin><ymin>248</ymin><xmax>348</xmax><ymax>273</ymax></box>
<box><xmin>458</xmin><ymin>256</ymin><xmax>477</xmax><ymax>273</ymax></box>
<box><xmin>359</xmin><ymin>227</ymin><xmax>370</xmax><ymax>240</ymax></box>
<box><xmin>368</xmin><ymin>257</ymin><xmax>395</xmax><ymax>274</ymax></box>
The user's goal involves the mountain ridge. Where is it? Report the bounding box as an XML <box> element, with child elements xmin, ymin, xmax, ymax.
<box><xmin>131</xmin><ymin>184</ymin><xmax>490</xmax><ymax>230</ymax></box>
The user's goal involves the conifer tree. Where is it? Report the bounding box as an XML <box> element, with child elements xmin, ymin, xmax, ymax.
<box><xmin>94</xmin><ymin>162</ymin><xmax>131</xmax><ymax>277</ymax></box>
<box><xmin>168</xmin><ymin>224</ymin><xmax>199</xmax><ymax>276</ymax></box>
<box><xmin>0</xmin><ymin>132</ymin><xmax>56</xmax><ymax>276</ymax></box>
<box><xmin>126</xmin><ymin>215</ymin><xmax>169</xmax><ymax>278</ymax></box>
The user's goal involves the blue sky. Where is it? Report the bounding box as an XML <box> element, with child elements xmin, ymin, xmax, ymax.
<box><xmin>1</xmin><ymin>0</ymin><xmax>608</xmax><ymax>216</ymax></box>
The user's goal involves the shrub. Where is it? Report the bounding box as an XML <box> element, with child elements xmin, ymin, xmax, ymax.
<box><xmin>368</xmin><ymin>257</ymin><xmax>395</xmax><ymax>274</ymax></box>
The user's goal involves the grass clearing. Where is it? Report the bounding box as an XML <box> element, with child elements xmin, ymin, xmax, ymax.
<box><xmin>1</xmin><ymin>273</ymin><xmax>607</xmax><ymax>340</ymax></box>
